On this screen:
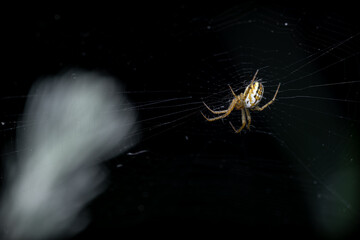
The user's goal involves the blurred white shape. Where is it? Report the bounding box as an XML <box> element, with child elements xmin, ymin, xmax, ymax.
<box><xmin>0</xmin><ymin>70</ymin><xmax>138</xmax><ymax>239</ymax></box>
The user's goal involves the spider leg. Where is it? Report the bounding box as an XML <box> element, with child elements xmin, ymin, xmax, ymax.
<box><xmin>228</xmin><ymin>84</ymin><xmax>237</xmax><ymax>98</ymax></box>
<box><xmin>229</xmin><ymin>108</ymin><xmax>246</xmax><ymax>133</ymax></box>
<box><xmin>202</xmin><ymin>101</ymin><xmax>228</xmax><ymax>114</ymax></box>
<box><xmin>252</xmin><ymin>83</ymin><xmax>281</xmax><ymax>111</ymax></box>
<box><xmin>245</xmin><ymin>108</ymin><xmax>251</xmax><ymax>130</ymax></box>
<box><xmin>249</xmin><ymin>69</ymin><xmax>259</xmax><ymax>86</ymax></box>
<box><xmin>201</xmin><ymin>98</ymin><xmax>237</xmax><ymax>122</ymax></box>
<box><xmin>202</xmin><ymin>84</ymin><xmax>238</xmax><ymax>115</ymax></box>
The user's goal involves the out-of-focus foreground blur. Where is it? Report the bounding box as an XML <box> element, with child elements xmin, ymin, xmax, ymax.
<box><xmin>0</xmin><ymin>70</ymin><xmax>137</xmax><ymax>239</ymax></box>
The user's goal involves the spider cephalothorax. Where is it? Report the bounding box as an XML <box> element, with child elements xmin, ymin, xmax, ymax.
<box><xmin>201</xmin><ymin>70</ymin><xmax>281</xmax><ymax>133</ymax></box>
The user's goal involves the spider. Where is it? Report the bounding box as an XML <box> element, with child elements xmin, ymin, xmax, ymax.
<box><xmin>201</xmin><ymin>70</ymin><xmax>281</xmax><ymax>133</ymax></box>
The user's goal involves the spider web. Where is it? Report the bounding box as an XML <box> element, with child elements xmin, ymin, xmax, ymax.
<box><xmin>1</xmin><ymin>3</ymin><xmax>359</xmax><ymax>238</ymax></box>
<box><xmin>119</xmin><ymin>4</ymin><xmax>360</xmax><ymax>237</ymax></box>
<box><xmin>173</xmin><ymin>5</ymin><xmax>360</xmax><ymax>236</ymax></box>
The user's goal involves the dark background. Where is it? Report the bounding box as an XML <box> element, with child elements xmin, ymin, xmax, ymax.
<box><xmin>1</xmin><ymin>2</ymin><xmax>360</xmax><ymax>238</ymax></box>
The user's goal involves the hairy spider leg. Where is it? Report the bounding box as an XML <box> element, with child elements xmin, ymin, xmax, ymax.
<box><xmin>201</xmin><ymin>98</ymin><xmax>237</xmax><ymax>121</ymax></box>
<box><xmin>245</xmin><ymin>108</ymin><xmax>251</xmax><ymax>129</ymax></box>
<box><xmin>252</xmin><ymin>83</ymin><xmax>281</xmax><ymax>111</ymax></box>
<box><xmin>229</xmin><ymin>108</ymin><xmax>246</xmax><ymax>133</ymax></box>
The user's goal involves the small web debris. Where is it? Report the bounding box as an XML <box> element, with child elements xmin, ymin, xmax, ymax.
<box><xmin>126</xmin><ymin>150</ymin><xmax>148</xmax><ymax>156</ymax></box>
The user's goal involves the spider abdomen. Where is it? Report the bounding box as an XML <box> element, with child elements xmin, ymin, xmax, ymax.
<box><xmin>244</xmin><ymin>81</ymin><xmax>264</xmax><ymax>108</ymax></box>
